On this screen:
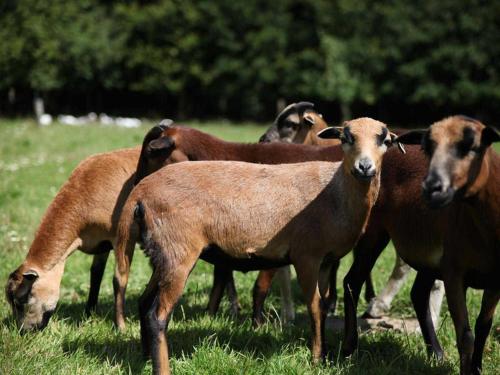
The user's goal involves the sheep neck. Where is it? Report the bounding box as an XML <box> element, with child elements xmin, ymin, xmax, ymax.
<box><xmin>330</xmin><ymin>161</ymin><xmax>381</xmax><ymax>249</ymax></box>
<box><xmin>25</xmin><ymin>183</ymin><xmax>83</xmax><ymax>272</ymax></box>
<box><xmin>462</xmin><ymin>149</ymin><xmax>500</xmax><ymax>241</ymax></box>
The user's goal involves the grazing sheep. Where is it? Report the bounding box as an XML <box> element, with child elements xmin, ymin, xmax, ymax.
<box><xmin>5</xmin><ymin>148</ymin><xmax>140</xmax><ymax>330</ymax></box>
<box><xmin>114</xmin><ymin>118</ymin><xmax>401</xmax><ymax>374</ymax></box>
<box><xmin>396</xmin><ymin>116</ymin><xmax>499</xmax><ymax>375</ymax></box>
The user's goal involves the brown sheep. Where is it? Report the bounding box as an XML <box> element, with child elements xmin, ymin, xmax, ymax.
<box><xmin>114</xmin><ymin>118</ymin><xmax>401</xmax><ymax>374</ymax></box>
<box><xmin>396</xmin><ymin>116</ymin><xmax>499</xmax><ymax>375</ymax></box>
<box><xmin>5</xmin><ymin>148</ymin><xmax>140</xmax><ymax>330</ymax></box>
<box><xmin>260</xmin><ymin>110</ymin><xmax>446</xmax><ymax>322</ymax></box>
<box><xmin>4</xmin><ymin>103</ymin><xmax>325</xmax><ymax>332</ymax></box>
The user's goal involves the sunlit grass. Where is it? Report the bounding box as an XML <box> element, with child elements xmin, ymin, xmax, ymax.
<box><xmin>0</xmin><ymin>119</ymin><xmax>498</xmax><ymax>374</ymax></box>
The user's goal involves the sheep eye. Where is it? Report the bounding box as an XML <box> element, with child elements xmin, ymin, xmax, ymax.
<box><xmin>456</xmin><ymin>138</ymin><xmax>475</xmax><ymax>158</ymax></box>
<box><xmin>342</xmin><ymin>127</ymin><xmax>355</xmax><ymax>145</ymax></box>
<box><xmin>383</xmin><ymin>139</ymin><xmax>391</xmax><ymax>147</ymax></box>
<box><xmin>456</xmin><ymin>127</ymin><xmax>477</xmax><ymax>158</ymax></box>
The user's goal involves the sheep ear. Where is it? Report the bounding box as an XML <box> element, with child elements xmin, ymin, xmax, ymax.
<box><xmin>145</xmin><ymin>125</ymin><xmax>166</xmax><ymax>141</ymax></box>
<box><xmin>23</xmin><ymin>270</ymin><xmax>39</xmax><ymax>281</ymax></box>
<box><xmin>481</xmin><ymin>126</ymin><xmax>500</xmax><ymax>146</ymax></box>
<box><xmin>275</xmin><ymin>102</ymin><xmax>314</xmax><ymax>125</ymax></box>
<box><xmin>389</xmin><ymin>132</ymin><xmax>406</xmax><ymax>154</ymax></box>
<box><xmin>395</xmin><ymin>130</ymin><xmax>426</xmax><ymax>145</ymax></box>
<box><xmin>148</xmin><ymin>137</ymin><xmax>174</xmax><ymax>154</ymax></box>
<box><xmin>15</xmin><ymin>270</ymin><xmax>39</xmax><ymax>301</ymax></box>
<box><xmin>303</xmin><ymin>113</ymin><xmax>315</xmax><ymax>126</ymax></box>
<box><xmin>317</xmin><ymin>126</ymin><xmax>342</xmax><ymax>139</ymax></box>
<box><xmin>275</xmin><ymin>103</ymin><xmax>297</xmax><ymax>125</ymax></box>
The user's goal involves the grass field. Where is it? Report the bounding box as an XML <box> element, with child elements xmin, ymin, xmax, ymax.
<box><xmin>0</xmin><ymin>119</ymin><xmax>498</xmax><ymax>374</ymax></box>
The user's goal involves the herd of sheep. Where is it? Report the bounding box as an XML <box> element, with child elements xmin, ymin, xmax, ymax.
<box><xmin>5</xmin><ymin>102</ymin><xmax>499</xmax><ymax>375</ymax></box>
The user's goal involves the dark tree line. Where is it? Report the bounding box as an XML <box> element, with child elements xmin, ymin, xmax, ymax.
<box><xmin>1</xmin><ymin>0</ymin><xmax>499</xmax><ymax>124</ymax></box>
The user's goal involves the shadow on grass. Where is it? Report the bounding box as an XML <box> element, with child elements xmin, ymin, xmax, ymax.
<box><xmin>340</xmin><ymin>335</ymin><xmax>454</xmax><ymax>374</ymax></box>
<box><xmin>54</xmin><ymin>285</ymin><xmax>218</xmax><ymax>326</ymax></box>
<box><xmin>59</xmin><ymin>302</ymin><xmax>453</xmax><ymax>374</ymax></box>
<box><xmin>62</xmin><ymin>336</ymin><xmax>147</xmax><ymax>374</ymax></box>
<box><xmin>61</xmin><ymin>316</ymin><xmax>302</xmax><ymax>374</ymax></box>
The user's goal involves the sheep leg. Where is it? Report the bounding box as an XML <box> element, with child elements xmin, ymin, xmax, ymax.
<box><xmin>252</xmin><ymin>269</ymin><xmax>278</xmax><ymax>327</ymax></box>
<box><xmin>113</xmin><ymin>235</ymin><xmax>136</xmax><ymax>330</ymax></box>
<box><xmin>444</xmin><ymin>273</ymin><xmax>474</xmax><ymax>375</ymax></box>
<box><xmin>410</xmin><ymin>271</ymin><xmax>443</xmax><ymax>359</ymax></box>
<box><xmin>276</xmin><ymin>266</ymin><xmax>295</xmax><ymax>324</ymax></box>
<box><xmin>429</xmin><ymin>280</ymin><xmax>445</xmax><ymax>328</ymax></box>
<box><xmin>363</xmin><ymin>272</ymin><xmax>376</xmax><ymax>303</ymax></box>
<box><xmin>471</xmin><ymin>289</ymin><xmax>499</xmax><ymax>375</ymax></box>
<box><xmin>294</xmin><ymin>259</ymin><xmax>326</xmax><ymax>362</ymax></box>
<box><xmin>325</xmin><ymin>258</ymin><xmax>339</xmax><ymax>315</ymax></box>
<box><xmin>224</xmin><ymin>270</ymin><xmax>241</xmax><ymax>317</ymax></box>
<box><xmin>85</xmin><ymin>247</ymin><xmax>111</xmax><ymax>315</ymax></box>
<box><xmin>148</xmin><ymin>258</ymin><xmax>197</xmax><ymax>375</ymax></box>
<box><xmin>342</xmin><ymin>230</ymin><xmax>389</xmax><ymax>357</ymax></box>
<box><xmin>206</xmin><ymin>265</ymin><xmax>237</xmax><ymax>316</ymax></box>
<box><xmin>139</xmin><ymin>273</ymin><xmax>159</xmax><ymax>358</ymax></box>
<box><xmin>363</xmin><ymin>254</ymin><xmax>412</xmax><ymax>318</ymax></box>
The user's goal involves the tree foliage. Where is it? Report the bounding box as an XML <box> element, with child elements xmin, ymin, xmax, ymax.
<box><xmin>1</xmin><ymin>0</ymin><xmax>499</xmax><ymax>122</ymax></box>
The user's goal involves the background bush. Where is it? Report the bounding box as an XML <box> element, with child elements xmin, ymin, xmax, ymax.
<box><xmin>1</xmin><ymin>0</ymin><xmax>499</xmax><ymax>124</ymax></box>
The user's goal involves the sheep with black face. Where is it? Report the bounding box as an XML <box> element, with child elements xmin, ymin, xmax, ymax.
<box><xmin>397</xmin><ymin>116</ymin><xmax>500</xmax><ymax>375</ymax></box>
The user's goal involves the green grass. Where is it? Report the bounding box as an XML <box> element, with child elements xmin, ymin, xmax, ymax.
<box><xmin>0</xmin><ymin>119</ymin><xmax>498</xmax><ymax>374</ymax></box>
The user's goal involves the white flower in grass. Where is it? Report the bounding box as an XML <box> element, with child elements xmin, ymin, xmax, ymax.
<box><xmin>7</xmin><ymin>230</ymin><xmax>20</xmax><ymax>242</ymax></box>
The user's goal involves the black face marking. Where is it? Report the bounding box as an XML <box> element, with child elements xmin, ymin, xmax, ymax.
<box><xmin>6</xmin><ymin>282</ymin><xmax>15</xmax><ymax>307</ymax></box>
<box><xmin>422</xmin><ymin>131</ymin><xmax>435</xmax><ymax>156</ymax></box>
<box><xmin>455</xmin><ymin>127</ymin><xmax>476</xmax><ymax>157</ymax></box>
<box><xmin>275</xmin><ymin>103</ymin><xmax>298</xmax><ymax>127</ymax></box>
<box><xmin>282</xmin><ymin>119</ymin><xmax>297</xmax><ymax>130</ymax></box>
<box><xmin>259</xmin><ymin>123</ymin><xmax>279</xmax><ymax>143</ymax></box>
<box><xmin>377</xmin><ymin>127</ymin><xmax>388</xmax><ymax>146</ymax></box>
<box><xmin>14</xmin><ymin>272</ymin><xmax>38</xmax><ymax>304</ymax></box>
<box><xmin>342</xmin><ymin>126</ymin><xmax>354</xmax><ymax>145</ymax></box>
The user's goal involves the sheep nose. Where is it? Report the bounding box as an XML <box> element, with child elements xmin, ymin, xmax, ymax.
<box><xmin>422</xmin><ymin>171</ymin><xmax>454</xmax><ymax>208</ymax></box>
<box><xmin>358</xmin><ymin>158</ymin><xmax>373</xmax><ymax>174</ymax></box>
<box><xmin>423</xmin><ymin>172</ymin><xmax>444</xmax><ymax>195</ymax></box>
